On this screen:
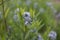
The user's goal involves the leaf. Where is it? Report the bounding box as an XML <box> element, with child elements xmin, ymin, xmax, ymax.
<box><xmin>25</xmin><ymin>31</ymin><xmax>30</xmax><ymax>40</ymax></box>
<box><xmin>5</xmin><ymin>8</ymin><xmax>10</xmax><ymax>18</ymax></box>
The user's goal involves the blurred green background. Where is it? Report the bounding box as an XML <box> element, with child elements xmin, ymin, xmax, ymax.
<box><xmin>0</xmin><ymin>0</ymin><xmax>60</xmax><ymax>40</ymax></box>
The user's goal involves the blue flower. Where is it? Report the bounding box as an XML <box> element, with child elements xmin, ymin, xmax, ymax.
<box><xmin>23</xmin><ymin>12</ymin><xmax>32</xmax><ymax>25</ymax></box>
<box><xmin>23</xmin><ymin>12</ymin><xmax>30</xmax><ymax>17</ymax></box>
<box><xmin>23</xmin><ymin>12</ymin><xmax>31</xmax><ymax>21</ymax></box>
<box><xmin>25</xmin><ymin>21</ymin><xmax>29</xmax><ymax>25</ymax></box>
<box><xmin>48</xmin><ymin>31</ymin><xmax>57</xmax><ymax>40</ymax></box>
<box><xmin>38</xmin><ymin>34</ymin><xmax>44</xmax><ymax>40</ymax></box>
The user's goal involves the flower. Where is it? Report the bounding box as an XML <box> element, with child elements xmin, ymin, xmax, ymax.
<box><xmin>17</xmin><ymin>1</ymin><xmax>22</xmax><ymax>5</ymax></box>
<box><xmin>53</xmin><ymin>9</ymin><xmax>57</xmax><ymax>14</ymax></box>
<box><xmin>16</xmin><ymin>8</ymin><xmax>20</xmax><ymax>12</ymax></box>
<box><xmin>23</xmin><ymin>12</ymin><xmax>30</xmax><ymax>17</ymax></box>
<box><xmin>46</xmin><ymin>2</ymin><xmax>57</xmax><ymax>14</ymax></box>
<box><xmin>7</xmin><ymin>26</ymin><xmax>12</xmax><ymax>36</ymax></box>
<box><xmin>50</xmin><ymin>6</ymin><xmax>54</xmax><ymax>10</ymax></box>
<box><xmin>25</xmin><ymin>0</ymin><xmax>31</xmax><ymax>7</ymax></box>
<box><xmin>15</xmin><ymin>8</ymin><xmax>20</xmax><ymax>13</ymax></box>
<box><xmin>30</xmin><ymin>28</ymin><xmax>37</xmax><ymax>33</ymax></box>
<box><xmin>7</xmin><ymin>26</ymin><xmax>11</xmax><ymax>29</ymax></box>
<box><xmin>38</xmin><ymin>34</ymin><xmax>44</xmax><ymax>40</ymax></box>
<box><xmin>25</xmin><ymin>21</ymin><xmax>29</xmax><ymax>25</ymax></box>
<box><xmin>34</xmin><ymin>2</ymin><xmax>38</xmax><ymax>8</ymax></box>
<box><xmin>50</xmin><ymin>6</ymin><xmax>57</xmax><ymax>14</ymax></box>
<box><xmin>23</xmin><ymin>12</ymin><xmax>32</xmax><ymax>25</ymax></box>
<box><xmin>39</xmin><ymin>8</ymin><xmax>45</xmax><ymax>13</ymax></box>
<box><xmin>13</xmin><ymin>14</ymin><xmax>18</xmax><ymax>21</ymax></box>
<box><xmin>56</xmin><ymin>13</ymin><xmax>60</xmax><ymax>20</ymax></box>
<box><xmin>46</xmin><ymin>2</ymin><xmax>52</xmax><ymax>7</ymax></box>
<box><xmin>24</xmin><ymin>18</ymin><xmax>32</xmax><ymax>26</ymax></box>
<box><xmin>48</xmin><ymin>31</ymin><xmax>57</xmax><ymax>40</ymax></box>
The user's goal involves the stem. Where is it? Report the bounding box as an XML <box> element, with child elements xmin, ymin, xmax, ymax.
<box><xmin>2</xmin><ymin>0</ymin><xmax>7</xmax><ymax>31</ymax></box>
<box><xmin>2</xmin><ymin>0</ymin><xmax>8</xmax><ymax>40</ymax></box>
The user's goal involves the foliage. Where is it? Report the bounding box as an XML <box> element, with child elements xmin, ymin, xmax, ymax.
<box><xmin>0</xmin><ymin>0</ymin><xmax>60</xmax><ymax>40</ymax></box>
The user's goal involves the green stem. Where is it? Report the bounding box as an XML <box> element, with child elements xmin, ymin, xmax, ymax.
<box><xmin>2</xmin><ymin>0</ymin><xmax>7</xmax><ymax>31</ymax></box>
<box><xmin>2</xmin><ymin>0</ymin><xmax>8</xmax><ymax>40</ymax></box>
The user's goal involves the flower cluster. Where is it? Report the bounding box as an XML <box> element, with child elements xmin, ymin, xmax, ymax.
<box><xmin>23</xmin><ymin>12</ymin><xmax>32</xmax><ymax>26</ymax></box>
